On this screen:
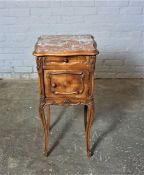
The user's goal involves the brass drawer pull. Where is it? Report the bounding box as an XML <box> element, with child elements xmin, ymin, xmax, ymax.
<box><xmin>63</xmin><ymin>58</ymin><xmax>69</xmax><ymax>63</ymax></box>
<box><xmin>51</xmin><ymin>83</ymin><xmax>57</xmax><ymax>88</ymax></box>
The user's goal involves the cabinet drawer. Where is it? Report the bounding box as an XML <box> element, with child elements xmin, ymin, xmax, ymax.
<box><xmin>44</xmin><ymin>70</ymin><xmax>90</xmax><ymax>98</ymax></box>
<box><xmin>43</xmin><ymin>56</ymin><xmax>89</xmax><ymax>70</ymax></box>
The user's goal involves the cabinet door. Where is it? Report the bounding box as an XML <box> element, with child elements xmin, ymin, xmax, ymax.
<box><xmin>44</xmin><ymin>70</ymin><xmax>90</xmax><ymax>99</ymax></box>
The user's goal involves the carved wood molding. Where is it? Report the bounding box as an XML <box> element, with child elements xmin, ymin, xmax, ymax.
<box><xmin>47</xmin><ymin>71</ymin><xmax>85</xmax><ymax>95</ymax></box>
<box><xmin>39</xmin><ymin>96</ymin><xmax>46</xmax><ymax>108</ymax></box>
<box><xmin>36</xmin><ymin>57</ymin><xmax>43</xmax><ymax>72</ymax></box>
<box><xmin>89</xmin><ymin>56</ymin><xmax>96</xmax><ymax>72</ymax></box>
<box><xmin>36</xmin><ymin>56</ymin><xmax>46</xmax><ymax>99</ymax></box>
<box><xmin>44</xmin><ymin>95</ymin><xmax>94</xmax><ymax>106</ymax></box>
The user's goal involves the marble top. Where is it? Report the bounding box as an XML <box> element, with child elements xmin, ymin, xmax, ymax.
<box><xmin>33</xmin><ymin>35</ymin><xmax>98</xmax><ymax>56</ymax></box>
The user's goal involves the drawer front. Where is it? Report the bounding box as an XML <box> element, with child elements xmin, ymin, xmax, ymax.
<box><xmin>43</xmin><ymin>56</ymin><xmax>89</xmax><ymax>70</ymax></box>
<box><xmin>44</xmin><ymin>70</ymin><xmax>90</xmax><ymax>98</ymax></box>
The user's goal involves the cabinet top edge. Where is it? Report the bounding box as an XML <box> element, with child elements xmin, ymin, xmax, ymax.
<box><xmin>33</xmin><ymin>34</ymin><xmax>99</xmax><ymax>57</ymax></box>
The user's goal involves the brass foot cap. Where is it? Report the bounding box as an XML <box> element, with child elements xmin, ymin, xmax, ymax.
<box><xmin>43</xmin><ymin>152</ymin><xmax>48</xmax><ymax>157</ymax></box>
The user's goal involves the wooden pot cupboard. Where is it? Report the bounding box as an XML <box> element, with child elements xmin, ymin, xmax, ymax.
<box><xmin>33</xmin><ymin>35</ymin><xmax>99</xmax><ymax>157</ymax></box>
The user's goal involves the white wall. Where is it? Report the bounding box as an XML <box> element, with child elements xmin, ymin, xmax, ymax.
<box><xmin>0</xmin><ymin>0</ymin><xmax>144</xmax><ymax>79</ymax></box>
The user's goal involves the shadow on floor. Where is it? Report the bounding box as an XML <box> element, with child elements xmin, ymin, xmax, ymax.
<box><xmin>48</xmin><ymin>106</ymin><xmax>79</xmax><ymax>156</ymax></box>
<box><xmin>90</xmin><ymin>79</ymin><xmax>141</xmax><ymax>156</ymax></box>
<box><xmin>91</xmin><ymin>110</ymin><xmax>124</xmax><ymax>156</ymax></box>
<box><xmin>49</xmin><ymin>108</ymin><xmax>65</xmax><ymax>131</ymax></box>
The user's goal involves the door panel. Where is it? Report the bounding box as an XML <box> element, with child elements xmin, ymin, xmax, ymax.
<box><xmin>44</xmin><ymin>70</ymin><xmax>90</xmax><ymax>99</ymax></box>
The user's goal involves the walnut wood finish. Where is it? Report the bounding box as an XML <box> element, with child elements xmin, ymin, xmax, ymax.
<box><xmin>36</xmin><ymin>55</ymin><xmax>96</xmax><ymax>158</ymax></box>
<box><xmin>34</xmin><ymin>35</ymin><xmax>98</xmax><ymax>158</ymax></box>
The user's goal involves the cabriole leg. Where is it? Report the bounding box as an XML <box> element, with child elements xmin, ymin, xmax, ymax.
<box><xmin>39</xmin><ymin>99</ymin><xmax>49</xmax><ymax>156</ymax></box>
<box><xmin>46</xmin><ymin>104</ymin><xmax>50</xmax><ymax>155</ymax></box>
<box><xmin>85</xmin><ymin>103</ymin><xmax>94</xmax><ymax>157</ymax></box>
<box><xmin>84</xmin><ymin>105</ymin><xmax>88</xmax><ymax>131</ymax></box>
